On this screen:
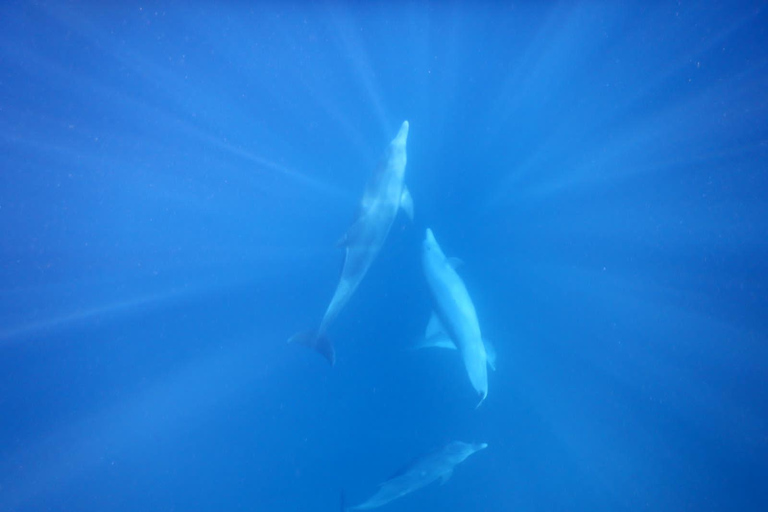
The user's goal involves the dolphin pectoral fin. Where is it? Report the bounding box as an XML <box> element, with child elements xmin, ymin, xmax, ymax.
<box><xmin>400</xmin><ymin>186</ymin><xmax>414</xmax><ymax>221</ymax></box>
<box><xmin>288</xmin><ymin>330</ymin><xmax>336</xmax><ymax>366</ymax></box>
<box><xmin>447</xmin><ymin>257</ymin><xmax>464</xmax><ymax>269</ymax></box>
<box><xmin>439</xmin><ymin>469</ymin><xmax>453</xmax><ymax>485</ymax></box>
<box><xmin>483</xmin><ymin>338</ymin><xmax>497</xmax><ymax>371</ymax></box>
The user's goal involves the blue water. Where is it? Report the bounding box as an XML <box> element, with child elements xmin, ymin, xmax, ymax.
<box><xmin>1</xmin><ymin>2</ymin><xmax>767</xmax><ymax>511</ymax></box>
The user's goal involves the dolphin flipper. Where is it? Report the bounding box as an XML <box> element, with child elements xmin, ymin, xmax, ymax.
<box><xmin>483</xmin><ymin>338</ymin><xmax>497</xmax><ymax>371</ymax></box>
<box><xmin>288</xmin><ymin>330</ymin><xmax>335</xmax><ymax>366</ymax></box>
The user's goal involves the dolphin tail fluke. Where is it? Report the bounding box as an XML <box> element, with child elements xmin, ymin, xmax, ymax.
<box><xmin>288</xmin><ymin>329</ymin><xmax>335</xmax><ymax>366</ymax></box>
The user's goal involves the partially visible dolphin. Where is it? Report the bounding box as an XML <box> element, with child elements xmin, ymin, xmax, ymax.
<box><xmin>422</xmin><ymin>228</ymin><xmax>488</xmax><ymax>406</ymax></box>
<box><xmin>289</xmin><ymin>121</ymin><xmax>413</xmax><ymax>365</ymax></box>
<box><xmin>345</xmin><ymin>441</ymin><xmax>487</xmax><ymax>511</ymax></box>
<box><xmin>412</xmin><ymin>313</ymin><xmax>497</xmax><ymax>371</ymax></box>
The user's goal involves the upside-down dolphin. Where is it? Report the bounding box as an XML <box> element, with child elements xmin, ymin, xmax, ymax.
<box><xmin>344</xmin><ymin>441</ymin><xmax>487</xmax><ymax>510</ymax></box>
<box><xmin>289</xmin><ymin>121</ymin><xmax>413</xmax><ymax>365</ymax></box>
<box><xmin>422</xmin><ymin>228</ymin><xmax>488</xmax><ymax>406</ymax></box>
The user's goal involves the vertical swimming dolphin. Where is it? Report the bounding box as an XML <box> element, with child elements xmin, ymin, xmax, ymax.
<box><xmin>289</xmin><ymin>121</ymin><xmax>413</xmax><ymax>365</ymax></box>
<box><xmin>345</xmin><ymin>441</ymin><xmax>487</xmax><ymax>510</ymax></box>
<box><xmin>422</xmin><ymin>228</ymin><xmax>488</xmax><ymax>405</ymax></box>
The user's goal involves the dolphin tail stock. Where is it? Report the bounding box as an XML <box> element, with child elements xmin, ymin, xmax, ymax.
<box><xmin>288</xmin><ymin>329</ymin><xmax>335</xmax><ymax>366</ymax></box>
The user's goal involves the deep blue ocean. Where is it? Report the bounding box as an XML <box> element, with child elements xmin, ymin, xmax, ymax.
<box><xmin>1</xmin><ymin>2</ymin><xmax>767</xmax><ymax>511</ymax></box>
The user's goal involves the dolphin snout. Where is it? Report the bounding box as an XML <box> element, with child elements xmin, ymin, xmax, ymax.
<box><xmin>395</xmin><ymin>120</ymin><xmax>409</xmax><ymax>142</ymax></box>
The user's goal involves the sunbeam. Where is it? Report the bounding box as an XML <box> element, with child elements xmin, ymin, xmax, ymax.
<box><xmin>0</xmin><ymin>334</ymin><xmax>288</xmax><ymax>511</ymax></box>
<box><xmin>1</xmin><ymin>2</ymin><xmax>767</xmax><ymax>511</ymax></box>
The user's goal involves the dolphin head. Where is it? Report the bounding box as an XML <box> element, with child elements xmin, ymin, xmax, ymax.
<box><xmin>442</xmin><ymin>441</ymin><xmax>489</xmax><ymax>463</ymax></box>
<box><xmin>422</xmin><ymin>228</ymin><xmax>450</xmax><ymax>277</ymax></box>
<box><xmin>385</xmin><ymin>120</ymin><xmax>409</xmax><ymax>181</ymax></box>
<box><xmin>422</xmin><ymin>228</ymin><xmax>442</xmax><ymax>264</ymax></box>
<box><xmin>395</xmin><ymin>120</ymin><xmax>409</xmax><ymax>144</ymax></box>
<box><xmin>423</xmin><ymin>228</ymin><xmax>438</xmax><ymax>251</ymax></box>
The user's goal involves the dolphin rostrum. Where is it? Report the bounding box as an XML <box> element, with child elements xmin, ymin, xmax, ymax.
<box><xmin>345</xmin><ymin>441</ymin><xmax>487</xmax><ymax>510</ymax></box>
<box><xmin>289</xmin><ymin>121</ymin><xmax>413</xmax><ymax>365</ymax></box>
<box><xmin>422</xmin><ymin>228</ymin><xmax>488</xmax><ymax>406</ymax></box>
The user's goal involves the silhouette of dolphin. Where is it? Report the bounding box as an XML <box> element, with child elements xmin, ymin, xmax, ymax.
<box><xmin>422</xmin><ymin>229</ymin><xmax>488</xmax><ymax>406</ymax></box>
<box><xmin>345</xmin><ymin>441</ymin><xmax>487</xmax><ymax>510</ymax></box>
<box><xmin>290</xmin><ymin>121</ymin><xmax>413</xmax><ymax>365</ymax></box>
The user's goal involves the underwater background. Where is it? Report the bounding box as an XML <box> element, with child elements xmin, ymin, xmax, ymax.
<box><xmin>1</xmin><ymin>1</ymin><xmax>767</xmax><ymax>511</ymax></box>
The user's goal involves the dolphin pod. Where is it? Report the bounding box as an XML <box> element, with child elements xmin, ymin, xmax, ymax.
<box><xmin>288</xmin><ymin>120</ymin><xmax>413</xmax><ymax>365</ymax></box>
<box><xmin>288</xmin><ymin>122</ymin><xmax>495</xmax><ymax>507</ymax></box>
<box><xmin>344</xmin><ymin>441</ymin><xmax>488</xmax><ymax>511</ymax></box>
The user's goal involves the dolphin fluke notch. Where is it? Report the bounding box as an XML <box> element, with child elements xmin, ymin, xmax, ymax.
<box><xmin>288</xmin><ymin>330</ymin><xmax>335</xmax><ymax>366</ymax></box>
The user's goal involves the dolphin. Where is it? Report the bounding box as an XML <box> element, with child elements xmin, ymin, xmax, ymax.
<box><xmin>345</xmin><ymin>441</ymin><xmax>487</xmax><ymax>510</ymax></box>
<box><xmin>422</xmin><ymin>228</ymin><xmax>488</xmax><ymax>405</ymax></box>
<box><xmin>412</xmin><ymin>313</ymin><xmax>498</xmax><ymax>371</ymax></box>
<box><xmin>289</xmin><ymin>121</ymin><xmax>413</xmax><ymax>365</ymax></box>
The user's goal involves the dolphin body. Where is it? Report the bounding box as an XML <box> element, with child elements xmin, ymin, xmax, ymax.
<box><xmin>422</xmin><ymin>228</ymin><xmax>488</xmax><ymax>406</ymax></box>
<box><xmin>346</xmin><ymin>441</ymin><xmax>487</xmax><ymax>511</ymax></box>
<box><xmin>412</xmin><ymin>314</ymin><xmax>498</xmax><ymax>371</ymax></box>
<box><xmin>290</xmin><ymin>121</ymin><xmax>413</xmax><ymax>365</ymax></box>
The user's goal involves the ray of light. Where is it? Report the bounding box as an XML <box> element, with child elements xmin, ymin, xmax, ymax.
<box><xmin>325</xmin><ymin>5</ymin><xmax>392</xmax><ymax>137</ymax></box>
<box><xmin>1</xmin><ymin>3</ymin><xmax>352</xmax><ymax>204</ymax></box>
<box><xmin>0</xmin><ymin>334</ymin><xmax>286</xmax><ymax>511</ymax></box>
<box><xmin>481</xmin><ymin>5</ymin><xmax>767</xmax><ymax>214</ymax></box>
<box><xmin>0</xmin><ymin>286</ymin><xmax>199</xmax><ymax>346</ymax></box>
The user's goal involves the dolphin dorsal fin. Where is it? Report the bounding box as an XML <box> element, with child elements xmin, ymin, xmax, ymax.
<box><xmin>447</xmin><ymin>257</ymin><xmax>464</xmax><ymax>269</ymax></box>
<box><xmin>425</xmin><ymin>312</ymin><xmax>444</xmax><ymax>339</ymax></box>
<box><xmin>413</xmin><ymin>333</ymin><xmax>457</xmax><ymax>351</ymax></box>
<box><xmin>400</xmin><ymin>186</ymin><xmax>414</xmax><ymax>221</ymax></box>
<box><xmin>483</xmin><ymin>338</ymin><xmax>497</xmax><ymax>371</ymax></box>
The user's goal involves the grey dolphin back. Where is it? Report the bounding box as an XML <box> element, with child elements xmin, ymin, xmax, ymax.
<box><xmin>346</xmin><ymin>440</ymin><xmax>487</xmax><ymax>510</ymax></box>
<box><xmin>289</xmin><ymin>120</ymin><xmax>410</xmax><ymax>365</ymax></box>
